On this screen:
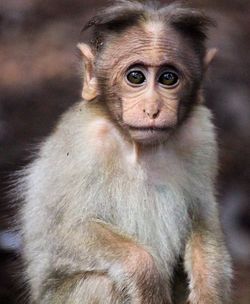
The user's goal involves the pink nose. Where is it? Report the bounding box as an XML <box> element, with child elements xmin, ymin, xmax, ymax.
<box><xmin>143</xmin><ymin>109</ymin><xmax>160</xmax><ymax>119</ymax></box>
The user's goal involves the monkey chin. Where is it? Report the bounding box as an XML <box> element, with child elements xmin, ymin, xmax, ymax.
<box><xmin>128</xmin><ymin>128</ymin><xmax>173</xmax><ymax>146</ymax></box>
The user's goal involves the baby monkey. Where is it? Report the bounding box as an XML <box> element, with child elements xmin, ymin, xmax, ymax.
<box><xmin>20</xmin><ymin>1</ymin><xmax>232</xmax><ymax>303</ymax></box>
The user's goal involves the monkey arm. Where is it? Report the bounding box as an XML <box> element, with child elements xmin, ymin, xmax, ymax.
<box><xmin>184</xmin><ymin>220</ymin><xmax>232</xmax><ymax>304</ymax></box>
<box><xmin>39</xmin><ymin>219</ymin><xmax>169</xmax><ymax>304</ymax></box>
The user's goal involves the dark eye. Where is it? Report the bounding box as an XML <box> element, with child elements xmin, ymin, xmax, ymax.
<box><xmin>159</xmin><ymin>71</ymin><xmax>179</xmax><ymax>87</ymax></box>
<box><xmin>126</xmin><ymin>71</ymin><xmax>146</xmax><ymax>85</ymax></box>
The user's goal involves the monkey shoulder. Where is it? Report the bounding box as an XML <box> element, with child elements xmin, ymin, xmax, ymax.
<box><xmin>22</xmin><ymin>102</ymin><xmax>128</xmax><ymax>202</ymax></box>
<box><xmin>162</xmin><ymin>105</ymin><xmax>218</xmax><ymax>206</ymax></box>
<box><xmin>37</xmin><ymin>102</ymin><xmax>125</xmax><ymax>165</ymax></box>
<box><xmin>20</xmin><ymin>101</ymin><xmax>120</xmax><ymax>229</ymax></box>
<box><xmin>175</xmin><ymin>105</ymin><xmax>218</xmax><ymax>170</ymax></box>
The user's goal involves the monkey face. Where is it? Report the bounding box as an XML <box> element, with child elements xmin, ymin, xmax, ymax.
<box><xmin>94</xmin><ymin>23</ymin><xmax>204</xmax><ymax>145</ymax></box>
<box><xmin>119</xmin><ymin>64</ymin><xmax>182</xmax><ymax>144</ymax></box>
<box><xmin>78</xmin><ymin>20</ymin><xmax>209</xmax><ymax>144</ymax></box>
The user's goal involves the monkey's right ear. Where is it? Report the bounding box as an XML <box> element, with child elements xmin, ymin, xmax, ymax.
<box><xmin>77</xmin><ymin>43</ymin><xmax>99</xmax><ymax>101</ymax></box>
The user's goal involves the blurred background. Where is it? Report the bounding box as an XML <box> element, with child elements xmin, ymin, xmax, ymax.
<box><xmin>0</xmin><ymin>0</ymin><xmax>249</xmax><ymax>303</ymax></box>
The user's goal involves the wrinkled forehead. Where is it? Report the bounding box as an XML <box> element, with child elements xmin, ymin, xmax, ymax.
<box><xmin>98</xmin><ymin>21</ymin><xmax>202</xmax><ymax>75</ymax></box>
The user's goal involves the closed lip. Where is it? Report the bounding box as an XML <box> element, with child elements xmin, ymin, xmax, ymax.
<box><xmin>126</xmin><ymin>125</ymin><xmax>173</xmax><ymax>132</ymax></box>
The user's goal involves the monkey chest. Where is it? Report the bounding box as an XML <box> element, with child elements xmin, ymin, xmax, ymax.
<box><xmin>102</xmin><ymin>168</ymin><xmax>192</xmax><ymax>266</ymax></box>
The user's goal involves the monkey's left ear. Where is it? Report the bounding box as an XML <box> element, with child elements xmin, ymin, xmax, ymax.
<box><xmin>77</xmin><ymin>43</ymin><xmax>99</xmax><ymax>101</ymax></box>
<box><xmin>204</xmin><ymin>48</ymin><xmax>218</xmax><ymax>70</ymax></box>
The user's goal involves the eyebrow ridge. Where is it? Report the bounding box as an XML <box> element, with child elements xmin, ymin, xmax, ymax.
<box><xmin>128</xmin><ymin>60</ymin><xmax>179</xmax><ymax>69</ymax></box>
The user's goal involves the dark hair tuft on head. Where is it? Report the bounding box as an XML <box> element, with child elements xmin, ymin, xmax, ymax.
<box><xmin>82</xmin><ymin>0</ymin><xmax>149</xmax><ymax>50</ymax></box>
<box><xmin>167</xmin><ymin>6</ymin><xmax>215</xmax><ymax>41</ymax></box>
<box><xmin>82</xmin><ymin>0</ymin><xmax>214</xmax><ymax>54</ymax></box>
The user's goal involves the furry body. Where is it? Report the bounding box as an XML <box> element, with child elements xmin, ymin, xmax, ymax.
<box><xmin>21</xmin><ymin>102</ymin><xmax>231</xmax><ymax>303</ymax></box>
<box><xmin>19</xmin><ymin>1</ymin><xmax>232</xmax><ymax>303</ymax></box>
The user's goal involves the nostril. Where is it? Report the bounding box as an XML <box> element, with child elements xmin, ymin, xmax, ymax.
<box><xmin>152</xmin><ymin>110</ymin><xmax>160</xmax><ymax>119</ymax></box>
<box><xmin>143</xmin><ymin>109</ymin><xmax>160</xmax><ymax>119</ymax></box>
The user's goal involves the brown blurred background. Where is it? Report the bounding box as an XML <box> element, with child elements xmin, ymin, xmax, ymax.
<box><xmin>0</xmin><ymin>0</ymin><xmax>249</xmax><ymax>303</ymax></box>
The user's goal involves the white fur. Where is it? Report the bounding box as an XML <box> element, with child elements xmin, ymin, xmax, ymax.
<box><xmin>20</xmin><ymin>101</ymin><xmax>218</xmax><ymax>300</ymax></box>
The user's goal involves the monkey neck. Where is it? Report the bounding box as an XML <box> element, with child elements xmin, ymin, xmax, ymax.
<box><xmin>86</xmin><ymin>101</ymin><xmax>175</xmax><ymax>163</ymax></box>
<box><xmin>130</xmin><ymin>142</ymin><xmax>162</xmax><ymax>162</ymax></box>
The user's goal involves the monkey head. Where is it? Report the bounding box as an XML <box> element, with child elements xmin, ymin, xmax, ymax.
<box><xmin>78</xmin><ymin>1</ymin><xmax>216</xmax><ymax>145</ymax></box>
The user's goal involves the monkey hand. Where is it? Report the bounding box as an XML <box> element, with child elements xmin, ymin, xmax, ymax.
<box><xmin>107</xmin><ymin>244</ymin><xmax>171</xmax><ymax>304</ymax></box>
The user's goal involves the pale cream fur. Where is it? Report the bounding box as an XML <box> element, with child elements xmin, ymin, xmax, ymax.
<box><xmin>18</xmin><ymin>98</ymin><xmax>232</xmax><ymax>303</ymax></box>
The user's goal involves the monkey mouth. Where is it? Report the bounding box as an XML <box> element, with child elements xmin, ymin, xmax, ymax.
<box><xmin>127</xmin><ymin>125</ymin><xmax>173</xmax><ymax>132</ymax></box>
